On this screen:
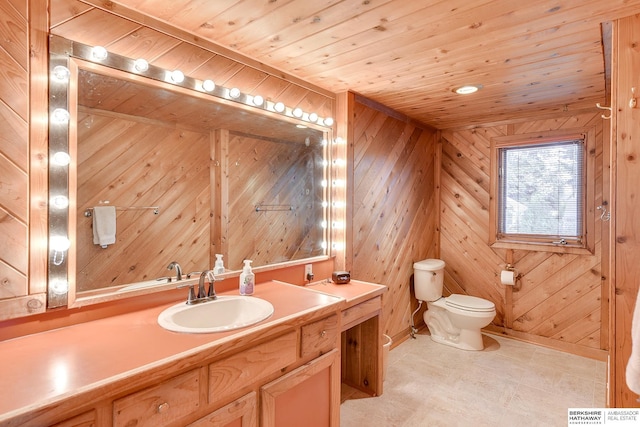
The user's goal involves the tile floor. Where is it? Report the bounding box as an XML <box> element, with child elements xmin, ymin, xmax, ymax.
<box><xmin>340</xmin><ymin>332</ymin><xmax>607</xmax><ymax>426</ymax></box>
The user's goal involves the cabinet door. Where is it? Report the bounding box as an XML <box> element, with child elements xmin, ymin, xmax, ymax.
<box><xmin>187</xmin><ymin>391</ymin><xmax>256</xmax><ymax>427</ymax></box>
<box><xmin>260</xmin><ymin>349</ymin><xmax>340</xmax><ymax>427</ymax></box>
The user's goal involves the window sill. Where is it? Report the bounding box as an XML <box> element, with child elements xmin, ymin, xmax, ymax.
<box><xmin>490</xmin><ymin>240</ymin><xmax>594</xmax><ymax>255</ymax></box>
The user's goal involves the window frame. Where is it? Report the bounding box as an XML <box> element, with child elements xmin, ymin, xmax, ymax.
<box><xmin>489</xmin><ymin>128</ymin><xmax>595</xmax><ymax>255</ymax></box>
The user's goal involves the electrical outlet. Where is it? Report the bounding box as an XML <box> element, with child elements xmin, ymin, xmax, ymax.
<box><xmin>304</xmin><ymin>264</ymin><xmax>314</xmax><ymax>282</ymax></box>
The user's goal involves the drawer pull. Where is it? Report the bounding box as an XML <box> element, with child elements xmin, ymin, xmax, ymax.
<box><xmin>321</xmin><ymin>330</ymin><xmax>326</xmax><ymax>337</ymax></box>
<box><xmin>157</xmin><ymin>402</ymin><xmax>170</xmax><ymax>413</ymax></box>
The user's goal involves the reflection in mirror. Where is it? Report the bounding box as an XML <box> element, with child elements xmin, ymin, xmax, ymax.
<box><xmin>48</xmin><ymin>37</ymin><xmax>332</xmax><ymax>307</ymax></box>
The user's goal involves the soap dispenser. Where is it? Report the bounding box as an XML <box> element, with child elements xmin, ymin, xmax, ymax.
<box><xmin>239</xmin><ymin>260</ymin><xmax>255</xmax><ymax>295</ymax></box>
<box><xmin>214</xmin><ymin>254</ymin><xmax>225</xmax><ymax>275</ymax></box>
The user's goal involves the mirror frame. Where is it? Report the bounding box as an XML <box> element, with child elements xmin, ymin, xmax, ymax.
<box><xmin>48</xmin><ymin>35</ymin><xmax>340</xmax><ymax>308</ymax></box>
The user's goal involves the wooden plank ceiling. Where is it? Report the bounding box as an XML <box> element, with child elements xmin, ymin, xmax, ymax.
<box><xmin>96</xmin><ymin>0</ymin><xmax>640</xmax><ymax>129</ymax></box>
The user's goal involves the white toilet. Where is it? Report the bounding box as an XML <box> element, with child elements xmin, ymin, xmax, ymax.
<box><xmin>413</xmin><ymin>259</ymin><xmax>496</xmax><ymax>351</ymax></box>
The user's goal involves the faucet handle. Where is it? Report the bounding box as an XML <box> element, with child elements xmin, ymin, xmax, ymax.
<box><xmin>176</xmin><ymin>282</ymin><xmax>197</xmax><ymax>304</ymax></box>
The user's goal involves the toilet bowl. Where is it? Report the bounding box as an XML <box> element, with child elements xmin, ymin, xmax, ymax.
<box><xmin>414</xmin><ymin>259</ymin><xmax>496</xmax><ymax>351</ymax></box>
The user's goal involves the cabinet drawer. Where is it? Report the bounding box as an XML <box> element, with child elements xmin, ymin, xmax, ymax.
<box><xmin>208</xmin><ymin>331</ymin><xmax>297</xmax><ymax>405</ymax></box>
<box><xmin>300</xmin><ymin>315</ymin><xmax>338</xmax><ymax>358</ymax></box>
<box><xmin>341</xmin><ymin>296</ymin><xmax>381</xmax><ymax>331</ymax></box>
<box><xmin>113</xmin><ymin>369</ymin><xmax>200</xmax><ymax>427</ymax></box>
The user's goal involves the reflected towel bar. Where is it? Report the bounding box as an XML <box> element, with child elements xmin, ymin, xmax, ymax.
<box><xmin>255</xmin><ymin>204</ymin><xmax>294</xmax><ymax>212</ymax></box>
<box><xmin>84</xmin><ymin>206</ymin><xmax>160</xmax><ymax>217</ymax></box>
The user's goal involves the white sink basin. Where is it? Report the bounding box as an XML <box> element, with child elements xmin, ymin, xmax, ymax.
<box><xmin>157</xmin><ymin>296</ymin><xmax>274</xmax><ymax>333</ymax></box>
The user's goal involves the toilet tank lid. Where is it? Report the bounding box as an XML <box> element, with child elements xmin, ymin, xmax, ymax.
<box><xmin>413</xmin><ymin>259</ymin><xmax>445</xmax><ymax>270</ymax></box>
<box><xmin>446</xmin><ymin>294</ymin><xmax>495</xmax><ymax>312</ymax></box>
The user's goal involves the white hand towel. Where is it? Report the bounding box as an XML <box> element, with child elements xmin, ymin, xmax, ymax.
<box><xmin>626</xmin><ymin>288</ymin><xmax>640</xmax><ymax>395</ymax></box>
<box><xmin>92</xmin><ymin>206</ymin><xmax>116</xmax><ymax>248</ymax></box>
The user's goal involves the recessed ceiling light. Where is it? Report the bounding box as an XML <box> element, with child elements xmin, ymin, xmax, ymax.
<box><xmin>454</xmin><ymin>84</ymin><xmax>482</xmax><ymax>95</ymax></box>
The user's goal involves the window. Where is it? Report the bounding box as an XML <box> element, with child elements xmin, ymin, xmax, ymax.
<box><xmin>490</xmin><ymin>130</ymin><xmax>594</xmax><ymax>254</ymax></box>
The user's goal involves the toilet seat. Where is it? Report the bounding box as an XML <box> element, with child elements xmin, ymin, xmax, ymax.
<box><xmin>445</xmin><ymin>294</ymin><xmax>495</xmax><ymax>313</ymax></box>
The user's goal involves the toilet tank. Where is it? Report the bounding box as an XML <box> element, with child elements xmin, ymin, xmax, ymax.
<box><xmin>413</xmin><ymin>259</ymin><xmax>446</xmax><ymax>302</ymax></box>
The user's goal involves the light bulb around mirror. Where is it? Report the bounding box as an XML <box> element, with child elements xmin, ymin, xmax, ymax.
<box><xmin>52</xmin><ymin>151</ymin><xmax>71</xmax><ymax>166</ymax></box>
<box><xmin>133</xmin><ymin>59</ymin><xmax>149</xmax><ymax>72</ymax></box>
<box><xmin>229</xmin><ymin>87</ymin><xmax>241</xmax><ymax>99</ymax></box>
<box><xmin>51</xmin><ymin>108</ymin><xmax>70</xmax><ymax>124</ymax></box>
<box><xmin>252</xmin><ymin>95</ymin><xmax>264</xmax><ymax>106</ymax></box>
<box><xmin>91</xmin><ymin>46</ymin><xmax>108</xmax><ymax>61</ymax></box>
<box><xmin>51</xmin><ymin>195</ymin><xmax>69</xmax><ymax>209</ymax></box>
<box><xmin>202</xmin><ymin>79</ymin><xmax>215</xmax><ymax>92</ymax></box>
<box><xmin>52</xmin><ymin>65</ymin><xmax>70</xmax><ymax>82</ymax></box>
<box><xmin>308</xmin><ymin>112</ymin><xmax>319</xmax><ymax>123</ymax></box>
<box><xmin>50</xmin><ymin>235</ymin><xmax>71</xmax><ymax>252</ymax></box>
<box><xmin>292</xmin><ymin>107</ymin><xmax>303</xmax><ymax>118</ymax></box>
<box><xmin>274</xmin><ymin>102</ymin><xmax>286</xmax><ymax>113</ymax></box>
<box><xmin>50</xmin><ymin>279</ymin><xmax>69</xmax><ymax>295</ymax></box>
<box><xmin>323</xmin><ymin>117</ymin><xmax>334</xmax><ymax>126</ymax></box>
<box><xmin>170</xmin><ymin>70</ymin><xmax>185</xmax><ymax>83</ymax></box>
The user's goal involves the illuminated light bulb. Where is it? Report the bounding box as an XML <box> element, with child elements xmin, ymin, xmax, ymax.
<box><xmin>170</xmin><ymin>70</ymin><xmax>185</xmax><ymax>83</ymax></box>
<box><xmin>50</xmin><ymin>280</ymin><xmax>69</xmax><ymax>295</ymax></box>
<box><xmin>321</xmin><ymin>201</ymin><xmax>329</xmax><ymax>208</ymax></box>
<box><xmin>323</xmin><ymin>117</ymin><xmax>334</xmax><ymax>126</ymax></box>
<box><xmin>252</xmin><ymin>95</ymin><xmax>264</xmax><ymax>106</ymax></box>
<box><xmin>322</xmin><ymin>160</ymin><xmax>329</xmax><ymax>167</ymax></box>
<box><xmin>454</xmin><ymin>85</ymin><xmax>481</xmax><ymax>95</ymax></box>
<box><xmin>308</xmin><ymin>112</ymin><xmax>319</xmax><ymax>123</ymax></box>
<box><xmin>321</xmin><ymin>180</ymin><xmax>328</xmax><ymax>188</ymax></box>
<box><xmin>52</xmin><ymin>152</ymin><xmax>71</xmax><ymax>166</ymax></box>
<box><xmin>292</xmin><ymin>107</ymin><xmax>303</xmax><ymax>118</ymax></box>
<box><xmin>51</xmin><ymin>195</ymin><xmax>69</xmax><ymax>209</ymax></box>
<box><xmin>274</xmin><ymin>102</ymin><xmax>286</xmax><ymax>113</ymax></box>
<box><xmin>50</xmin><ymin>235</ymin><xmax>70</xmax><ymax>252</ymax></box>
<box><xmin>51</xmin><ymin>108</ymin><xmax>70</xmax><ymax>124</ymax></box>
<box><xmin>52</xmin><ymin>66</ymin><xmax>70</xmax><ymax>82</ymax></box>
<box><xmin>133</xmin><ymin>59</ymin><xmax>149</xmax><ymax>72</ymax></box>
<box><xmin>91</xmin><ymin>46</ymin><xmax>108</xmax><ymax>61</ymax></box>
<box><xmin>229</xmin><ymin>87</ymin><xmax>241</xmax><ymax>99</ymax></box>
<box><xmin>321</xmin><ymin>220</ymin><xmax>328</xmax><ymax>228</ymax></box>
<box><xmin>321</xmin><ymin>241</ymin><xmax>328</xmax><ymax>250</ymax></box>
<box><xmin>202</xmin><ymin>79</ymin><xmax>215</xmax><ymax>92</ymax></box>
<box><xmin>321</xmin><ymin>139</ymin><xmax>328</xmax><ymax>146</ymax></box>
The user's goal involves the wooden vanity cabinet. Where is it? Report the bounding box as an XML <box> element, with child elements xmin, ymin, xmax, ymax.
<box><xmin>36</xmin><ymin>313</ymin><xmax>340</xmax><ymax>427</ymax></box>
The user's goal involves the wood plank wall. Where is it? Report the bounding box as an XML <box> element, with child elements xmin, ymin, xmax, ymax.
<box><xmin>348</xmin><ymin>95</ymin><xmax>439</xmax><ymax>343</ymax></box>
<box><xmin>0</xmin><ymin>0</ymin><xmax>48</xmax><ymax>318</ymax></box>
<box><xmin>440</xmin><ymin>112</ymin><xmax>608</xmax><ymax>359</ymax></box>
<box><xmin>74</xmin><ymin>109</ymin><xmax>210</xmax><ymax>291</ymax></box>
<box><xmin>0</xmin><ymin>0</ymin><xmax>28</xmax><ymax>298</ymax></box>
<box><xmin>611</xmin><ymin>13</ymin><xmax>640</xmax><ymax>408</ymax></box>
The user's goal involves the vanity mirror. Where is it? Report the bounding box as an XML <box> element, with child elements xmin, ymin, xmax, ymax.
<box><xmin>48</xmin><ymin>36</ymin><xmax>334</xmax><ymax>308</ymax></box>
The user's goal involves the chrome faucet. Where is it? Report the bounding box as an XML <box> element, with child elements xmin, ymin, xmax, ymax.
<box><xmin>167</xmin><ymin>261</ymin><xmax>183</xmax><ymax>281</ymax></box>
<box><xmin>177</xmin><ymin>269</ymin><xmax>217</xmax><ymax>304</ymax></box>
<box><xmin>198</xmin><ymin>270</ymin><xmax>217</xmax><ymax>300</ymax></box>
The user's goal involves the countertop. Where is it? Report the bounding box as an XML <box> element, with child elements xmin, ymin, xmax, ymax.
<box><xmin>0</xmin><ymin>280</ymin><xmax>346</xmax><ymax>424</ymax></box>
<box><xmin>306</xmin><ymin>279</ymin><xmax>387</xmax><ymax>308</ymax></box>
